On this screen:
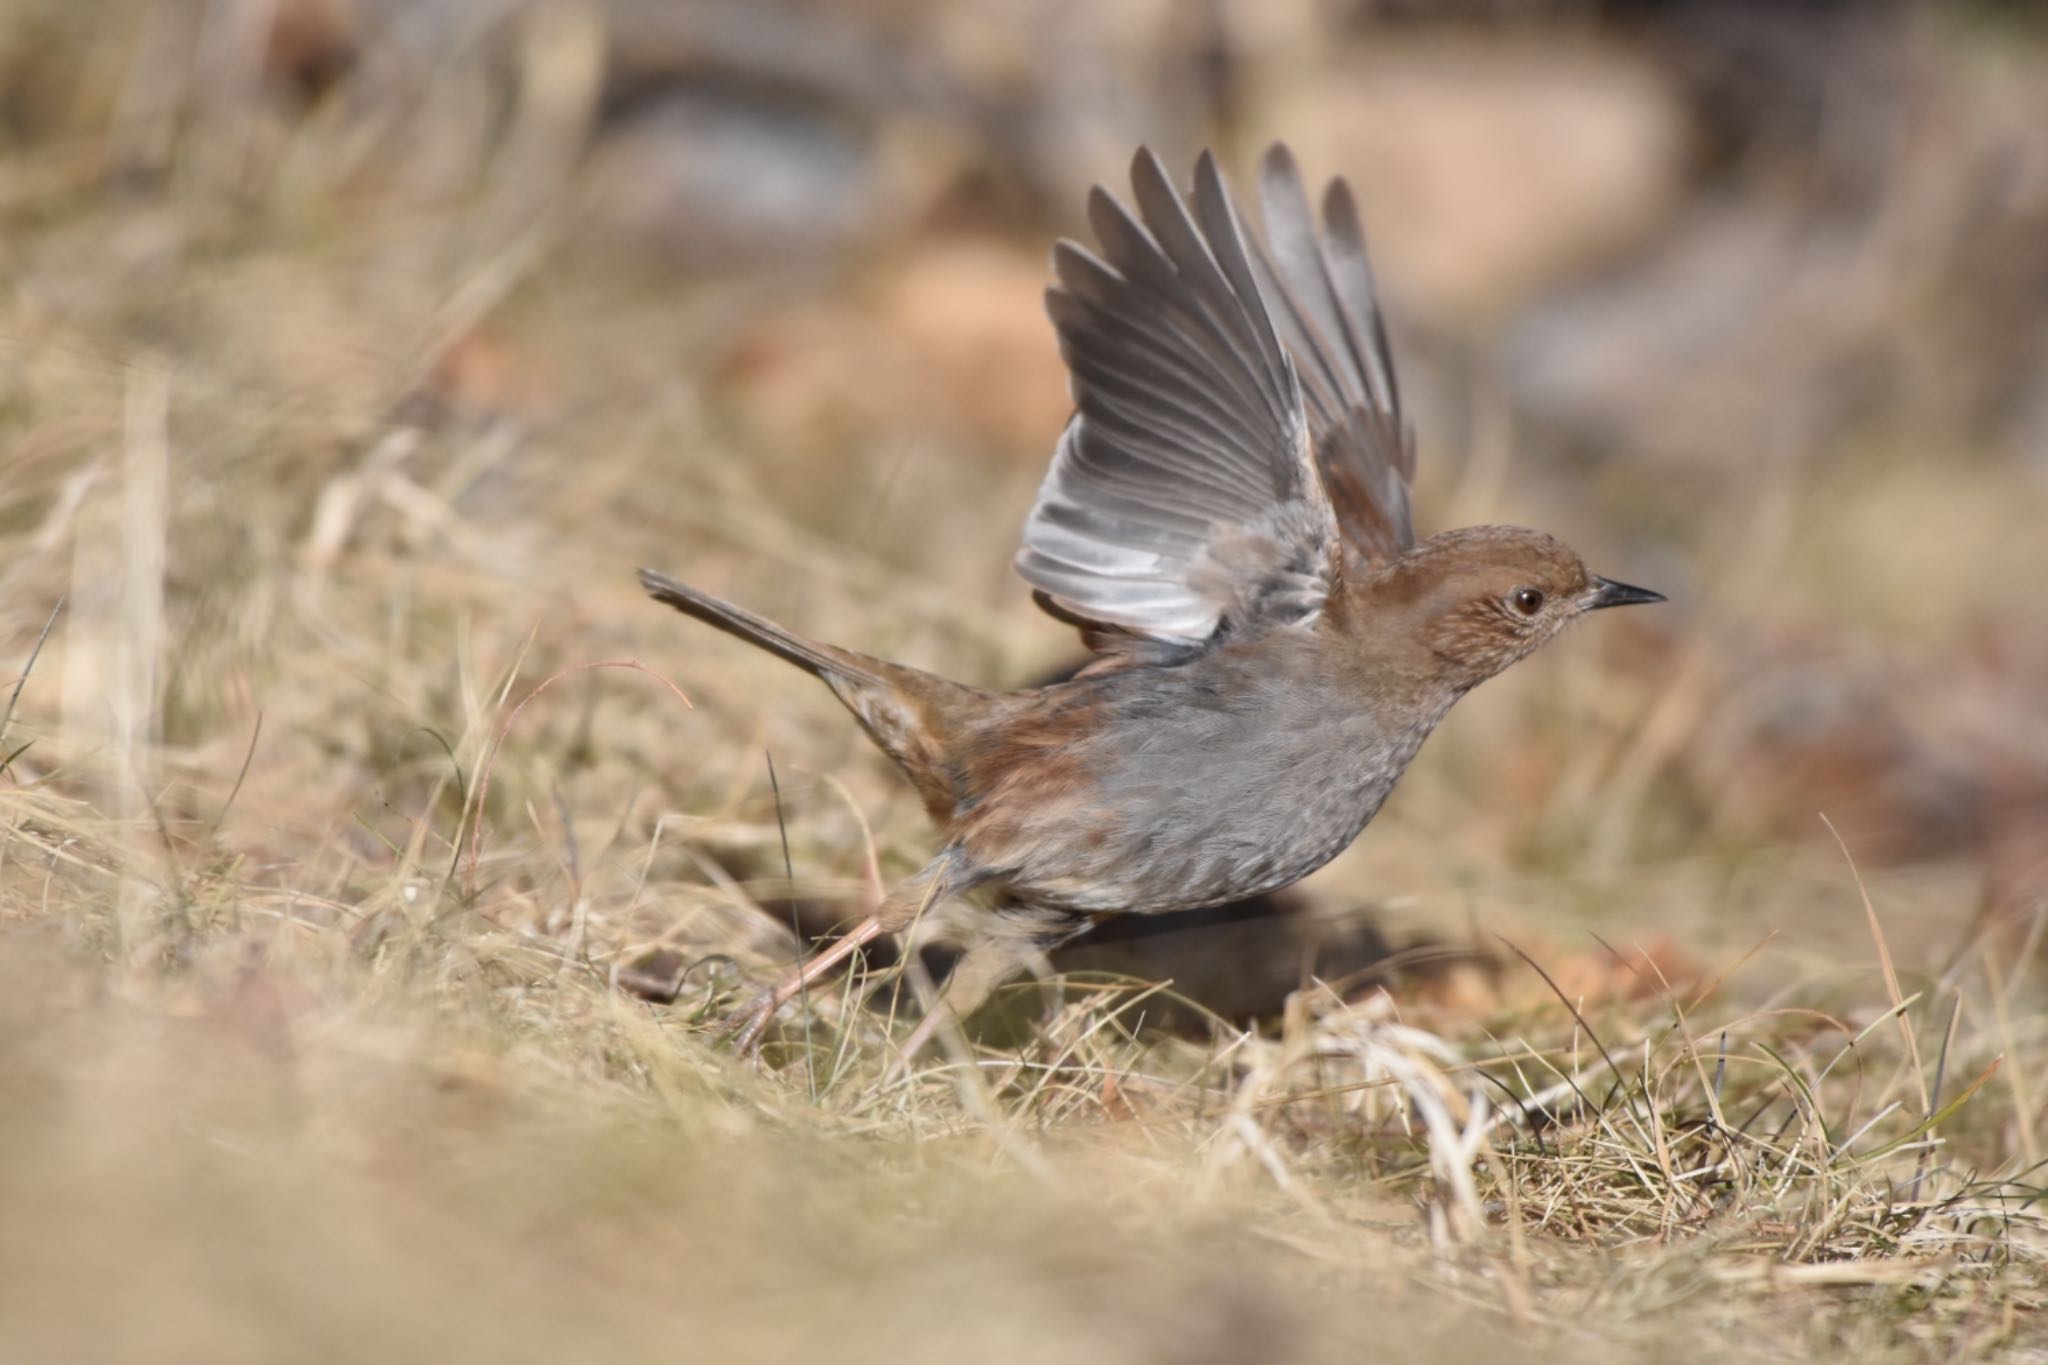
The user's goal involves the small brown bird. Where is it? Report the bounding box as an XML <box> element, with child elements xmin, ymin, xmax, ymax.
<box><xmin>641</xmin><ymin>144</ymin><xmax>1664</xmax><ymax>1051</ymax></box>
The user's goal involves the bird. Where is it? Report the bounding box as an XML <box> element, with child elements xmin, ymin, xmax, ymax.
<box><xmin>639</xmin><ymin>143</ymin><xmax>1665</xmax><ymax>1054</ymax></box>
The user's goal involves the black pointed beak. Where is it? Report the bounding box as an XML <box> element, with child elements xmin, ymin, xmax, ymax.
<box><xmin>1588</xmin><ymin>576</ymin><xmax>1666</xmax><ymax>610</ymax></box>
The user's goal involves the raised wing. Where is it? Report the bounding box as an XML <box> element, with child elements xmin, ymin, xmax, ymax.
<box><xmin>1246</xmin><ymin>145</ymin><xmax>1416</xmax><ymax>570</ymax></box>
<box><xmin>1015</xmin><ymin>148</ymin><xmax>1343</xmax><ymax>648</ymax></box>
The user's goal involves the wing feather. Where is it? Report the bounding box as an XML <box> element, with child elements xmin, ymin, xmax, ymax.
<box><xmin>1016</xmin><ymin>144</ymin><xmax>1420</xmax><ymax>649</ymax></box>
<box><xmin>1248</xmin><ymin>145</ymin><xmax>1417</xmax><ymax>568</ymax></box>
<box><xmin>1016</xmin><ymin>148</ymin><xmax>1340</xmax><ymax>645</ymax></box>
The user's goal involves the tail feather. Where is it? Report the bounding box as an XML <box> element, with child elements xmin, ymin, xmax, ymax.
<box><xmin>637</xmin><ymin>569</ymin><xmax>877</xmax><ymax>685</ymax></box>
<box><xmin>637</xmin><ymin>567</ymin><xmax>985</xmax><ymax>824</ymax></box>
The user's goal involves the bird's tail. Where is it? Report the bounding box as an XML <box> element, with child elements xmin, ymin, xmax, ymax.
<box><xmin>636</xmin><ymin>567</ymin><xmax>986</xmax><ymax>826</ymax></box>
<box><xmin>637</xmin><ymin>568</ymin><xmax>876</xmax><ymax>686</ymax></box>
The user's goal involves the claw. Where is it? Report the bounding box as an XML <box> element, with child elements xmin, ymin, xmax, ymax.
<box><xmin>717</xmin><ymin>987</ymin><xmax>779</xmax><ymax>1056</ymax></box>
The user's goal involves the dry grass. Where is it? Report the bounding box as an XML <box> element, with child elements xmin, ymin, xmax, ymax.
<box><xmin>4</xmin><ymin>5</ymin><xmax>2047</xmax><ymax>1361</ymax></box>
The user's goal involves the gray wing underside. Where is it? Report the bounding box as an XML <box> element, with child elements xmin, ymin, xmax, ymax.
<box><xmin>1015</xmin><ymin>148</ymin><xmax>1340</xmax><ymax>646</ymax></box>
<box><xmin>1016</xmin><ymin>144</ymin><xmax>1415</xmax><ymax>651</ymax></box>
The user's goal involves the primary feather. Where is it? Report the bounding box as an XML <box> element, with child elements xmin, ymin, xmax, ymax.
<box><xmin>1248</xmin><ymin>145</ymin><xmax>1416</xmax><ymax>571</ymax></box>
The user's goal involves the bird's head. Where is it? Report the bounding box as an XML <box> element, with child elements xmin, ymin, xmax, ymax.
<box><xmin>1353</xmin><ymin>525</ymin><xmax>1664</xmax><ymax>694</ymax></box>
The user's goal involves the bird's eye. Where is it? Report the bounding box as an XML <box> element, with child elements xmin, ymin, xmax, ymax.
<box><xmin>1511</xmin><ymin>588</ymin><xmax>1545</xmax><ymax>616</ymax></box>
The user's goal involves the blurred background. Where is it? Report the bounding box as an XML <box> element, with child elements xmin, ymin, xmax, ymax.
<box><xmin>2</xmin><ymin>2</ymin><xmax>2047</xmax><ymax>1358</ymax></box>
<box><xmin>7</xmin><ymin>0</ymin><xmax>2044</xmax><ymax>958</ymax></box>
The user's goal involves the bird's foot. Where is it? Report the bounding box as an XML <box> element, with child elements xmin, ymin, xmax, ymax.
<box><xmin>714</xmin><ymin>986</ymin><xmax>781</xmax><ymax>1057</ymax></box>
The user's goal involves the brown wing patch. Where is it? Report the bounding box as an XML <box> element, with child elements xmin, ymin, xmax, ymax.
<box><xmin>948</xmin><ymin>687</ymin><xmax>1117</xmax><ymax>874</ymax></box>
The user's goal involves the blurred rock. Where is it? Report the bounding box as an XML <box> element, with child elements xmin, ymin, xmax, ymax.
<box><xmin>875</xmin><ymin>240</ymin><xmax>1070</xmax><ymax>451</ymax></box>
<box><xmin>595</xmin><ymin>0</ymin><xmax>1223</xmax><ymax>216</ymax></box>
<box><xmin>583</xmin><ymin>90</ymin><xmax>896</xmax><ymax>270</ymax></box>
<box><xmin>262</xmin><ymin>0</ymin><xmax>358</xmax><ymax>101</ymax></box>
<box><xmin>705</xmin><ymin>239</ymin><xmax>1067</xmax><ymax>465</ymax></box>
<box><xmin>1609</xmin><ymin>0</ymin><xmax>1914</xmax><ymax>202</ymax></box>
<box><xmin>1502</xmin><ymin>205</ymin><xmax>1853</xmax><ymax>468</ymax></box>
<box><xmin>599</xmin><ymin>0</ymin><xmax>959</xmax><ymax>114</ymax></box>
<box><xmin>1258</xmin><ymin>36</ymin><xmax>1691</xmax><ymax>322</ymax></box>
<box><xmin>616</xmin><ymin>945</ymin><xmax>690</xmax><ymax>1003</ymax></box>
<box><xmin>1505</xmin><ymin>16</ymin><xmax>2048</xmax><ymax>470</ymax></box>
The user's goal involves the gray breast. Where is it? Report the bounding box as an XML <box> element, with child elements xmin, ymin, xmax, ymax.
<box><xmin>1006</xmin><ymin>663</ymin><xmax>1437</xmax><ymax>915</ymax></box>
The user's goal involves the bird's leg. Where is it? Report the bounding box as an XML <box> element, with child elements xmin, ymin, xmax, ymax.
<box><xmin>887</xmin><ymin>909</ymin><xmax>1092</xmax><ymax>1079</ymax></box>
<box><xmin>720</xmin><ymin>917</ymin><xmax>888</xmax><ymax>1054</ymax></box>
<box><xmin>720</xmin><ymin>852</ymin><xmax>956</xmax><ymax>1055</ymax></box>
<box><xmin>887</xmin><ymin>936</ymin><xmax>1028</xmax><ymax>1078</ymax></box>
